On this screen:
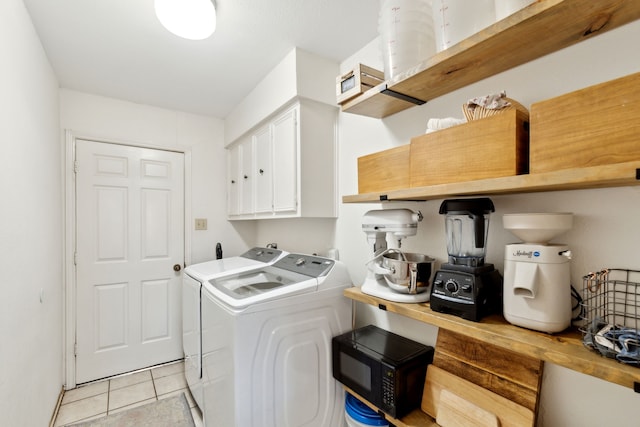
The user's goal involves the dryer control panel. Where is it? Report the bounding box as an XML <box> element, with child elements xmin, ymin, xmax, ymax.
<box><xmin>275</xmin><ymin>254</ymin><xmax>335</xmax><ymax>277</ymax></box>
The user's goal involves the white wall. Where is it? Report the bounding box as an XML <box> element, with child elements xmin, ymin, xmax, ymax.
<box><xmin>59</xmin><ymin>89</ymin><xmax>256</xmax><ymax>263</ymax></box>
<box><xmin>256</xmin><ymin>20</ymin><xmax>640</xmax><ymax>427</ymax></box>
<box><xmin>224</xmin><ymin>47</ymin><xmax>339</xmax><ymax>145</ymax></box>
<box><xmin>0</xmin><ymin>0</ymin><xmax>62</xmax><ymax>425</ymax></box>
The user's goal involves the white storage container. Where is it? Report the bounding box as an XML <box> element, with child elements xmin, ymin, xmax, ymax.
<box><xmin>379</xmin><ymin>0</ymin><xmax>435</xmax><ymax>80</ymax></box>
<box><xmin>432</xmin><ymin>0</ymin><xmax>495</xmax><ymax>51</ymax></box>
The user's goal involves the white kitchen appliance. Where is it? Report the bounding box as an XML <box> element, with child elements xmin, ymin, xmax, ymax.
<box><xmin>201</xmin><ymin>253</ymin><xmax>351</xmax><ymax>427</ymax></box>
<box><xmin>502</xmin><ymin>213</ymin><xmax>574</xmax><ymax>333</ymax></box>
<box><xmin>182</xmin><ymin>246</ymin><xmax>287</xmax><ymax>411</ymax></box>
<box><xmin>361</xmin><ymin>209</ymin><xmax>434</xmax><ymax>303</ymax></box>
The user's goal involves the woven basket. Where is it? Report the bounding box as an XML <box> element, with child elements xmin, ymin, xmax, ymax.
<box><xmin>462</xmin><ymin>97</ymin><xmax>528</xmax><ymax>121</ymax></box>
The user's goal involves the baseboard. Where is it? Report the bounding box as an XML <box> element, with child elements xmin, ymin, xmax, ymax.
<box><xmin>49</xmin><ymin>386</ymin><xmax>65</xmax><ymax>427</ymax></box>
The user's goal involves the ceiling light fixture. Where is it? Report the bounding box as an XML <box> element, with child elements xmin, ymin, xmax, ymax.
<box><xmin>154</xmin><ymin>0</ymin><xmax>217</xmax><ymax>40</ymax></box>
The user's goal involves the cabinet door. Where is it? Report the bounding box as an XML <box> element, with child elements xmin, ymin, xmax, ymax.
<box><xmin>239</xmin><ymin>137</ymin><xmax>254</xmax><ymax>215</ymax></box>
<box><xmin>272</xmin><ymin>107</ymin><xmax>298</xmax><ymax>213</ymax></box>
<box><xmin>253</xmin><ymin>125</ymin><xmax>273</xmax><ymax>214</ymax></box>
<box><xmin>227</xmin><ymin>143</ymin><xmax>241</xmax><ymax>216</ymax></box>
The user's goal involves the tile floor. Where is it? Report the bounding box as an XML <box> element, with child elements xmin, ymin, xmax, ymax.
<box><xmin>53</xmin><ymin>361</ymin><xmax>203</xmax><ymax>427</ymax></box>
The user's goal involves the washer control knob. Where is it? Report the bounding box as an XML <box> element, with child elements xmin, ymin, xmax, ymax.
<box><xmin>295</xmin><ymin>257</ymin><xmax>306</xmax><ymax>266</ymax></box>
<box><xmin>445</xmin><ymin>279</ymin><xmax>459</xmax><ymax>294</ymax></box>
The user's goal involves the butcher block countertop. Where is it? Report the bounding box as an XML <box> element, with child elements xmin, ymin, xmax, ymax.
<box><xmin>344</xmin><ymin>287</ymin><xmax>640</xmax><ymax>391</ymax></box>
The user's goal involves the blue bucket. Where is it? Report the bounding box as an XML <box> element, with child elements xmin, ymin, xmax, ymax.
<box><xmin>345</xmin><ymin>393</ymin><xmax>389</xmax><ymax>427</ymax></box>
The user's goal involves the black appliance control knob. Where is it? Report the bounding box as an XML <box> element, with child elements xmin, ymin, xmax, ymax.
<box><xmin>445</xmin><ymin>279</ymin><xmax>459</xmax><ymax>294</ymax></box>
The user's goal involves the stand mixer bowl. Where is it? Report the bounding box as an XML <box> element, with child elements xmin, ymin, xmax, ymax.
<box><xmin>380</xmin><ymin>251</ymin><xmax>436</xmax><ymax>294</ymax></box>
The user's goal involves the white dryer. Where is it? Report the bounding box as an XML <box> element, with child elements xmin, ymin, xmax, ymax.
<box><xmin>182</xmin><ymin>247</ymin><xmax>287</xmax><ymax>411</ymax></box>
<box><xmin>201</xmin><ymin>253</ymin><xmax>352</xmax><ymax>427</ymax></box>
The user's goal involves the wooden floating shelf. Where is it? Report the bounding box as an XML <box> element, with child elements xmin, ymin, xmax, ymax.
<box><xmin>344</xmin><ymin>386</ymin><xmax>438</xmax><ymax>427</ymax></box>
<box><xmin>344</xmin><ymin>287</ymin><xmax>640</xmax><ymax>391</ymax></box>
<box><xmin>342</xmin><ymin>161</ymin><xmax>640</xmax><ymax>203</ymax></box>
<box><xmin>340</xmin><ymin>0</ymin><xmax>640</xmax><ymax>118</ymax></box>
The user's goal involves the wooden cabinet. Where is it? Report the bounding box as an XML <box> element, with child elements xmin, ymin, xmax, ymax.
<box><xmin>227</xmin><ymin>99</ymin><xmax>338</xmax><ymax>220</ymax></box>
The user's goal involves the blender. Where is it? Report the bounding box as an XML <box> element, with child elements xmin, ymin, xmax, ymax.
<box><xmin>502</xmin><ymin>213</ymin><xmax>573</xmax><ymax>333</ymax></box>
<box><xmin>361</xmin><ymin>209</ymin><xmax>435</xmax><ymax>303</ymax></box>
<box><xmin>430</xmin><ymin>198</ymin><xmax>503</xmax><ymax>321</ymax></box>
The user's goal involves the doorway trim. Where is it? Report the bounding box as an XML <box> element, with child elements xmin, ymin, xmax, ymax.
<box><xmin>63</xmin><ymin>130</ymin><xmax>192</xmax><ymax>389</ymax></box>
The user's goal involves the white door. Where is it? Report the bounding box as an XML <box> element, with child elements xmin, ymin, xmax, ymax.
<box><xmin>272</xmin><ymin>107</ymin><xmax>298</xmax><ymax>213</ymax></box>
<box><xmin>75</xmin><ymin>139</ymin><xmax>184</xmax><ymax>384</ymax></box>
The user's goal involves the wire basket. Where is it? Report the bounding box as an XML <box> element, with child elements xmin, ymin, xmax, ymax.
<box><xmin>580</xmin><ymin>269</ymin><xmax>640</xmax><ymax>366</ymax></box>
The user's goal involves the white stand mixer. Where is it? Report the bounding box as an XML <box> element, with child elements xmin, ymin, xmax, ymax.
<box><xmin>503</xmin><ymin>213</ymin><xmax>574</xmax><ymax>333</ymax></box>
<box><xmin>361</xmin><ymin>209</ymin><xmax>432</xmax><ymax>303</ymax></box>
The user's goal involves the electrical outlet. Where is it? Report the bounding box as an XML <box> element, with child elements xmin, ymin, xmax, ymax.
<box><xmin>195</xmin><ymin>218</ymin><xmax>208</xmax><ymax>230</ymax></box>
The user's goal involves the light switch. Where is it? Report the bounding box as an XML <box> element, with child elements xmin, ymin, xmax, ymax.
<box><xmin>195</xmin><ymin>218</ymin><xmax>208</xmax><ymax>230</ymax></box>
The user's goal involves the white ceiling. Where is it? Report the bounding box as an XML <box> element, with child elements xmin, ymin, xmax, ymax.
<box><xmin>23</xmin><ymin>0</ymin><xmax>379</xmax><ymax>118</ymax></box>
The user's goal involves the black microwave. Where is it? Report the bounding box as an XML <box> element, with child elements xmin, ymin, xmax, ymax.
<box><xmin>332</xmin><ymin>325</ymin><xmax>434</xmax><ymax>419</ymax></box>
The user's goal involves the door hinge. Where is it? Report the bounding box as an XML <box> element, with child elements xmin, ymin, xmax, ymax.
<box><xmin>73</xmin><ymin>160</ymin><xmax>79</xmax><ymax>174</ymax></box>
<box><xmin>74</xmin><ymin>252</ymin><xmax>77</xmax><ymax>266</ymax></box>
<box><xmin>74</xmin><ymin>342</ymin><xmax>78</xmax><ymax>357</ymax></box>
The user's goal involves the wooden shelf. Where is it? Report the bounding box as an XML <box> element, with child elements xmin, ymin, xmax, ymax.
<box><xmin>341</xmin><ymin>0</ymin><xmax>640</xmax><ymax>118</ymax></box>
<box><xmin>342</xmin><ymin>160</ymin><xmax>640</xmax><ymax>203</ymax></box>
<box><xmin>344</xmin><ymin>386</ymin><xmax>438</xmax><ymax>427</ymax></box>
<box><xmin>344</xmin><ymin>287</ymin><xmax>640</xmax><ymax>391</ymax></box>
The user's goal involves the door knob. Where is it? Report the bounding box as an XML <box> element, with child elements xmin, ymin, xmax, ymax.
<box><xmin>173</xmin><ymin>264</ymin><xmax>182</xmax><ymax>272</ymax></box>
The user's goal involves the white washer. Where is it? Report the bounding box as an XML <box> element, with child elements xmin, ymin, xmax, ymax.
<box><xmin>201</xmin><ymin>253</ymin><xmax>351</xmax><ymax>427</ymax></box>
<box><xmin>182</xmin><ymin>247</ymin><xmax>287</xmax><ymax>411</ymax></box>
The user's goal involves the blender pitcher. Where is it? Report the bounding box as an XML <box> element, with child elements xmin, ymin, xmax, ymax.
<box><xmin>440</xmin><ymin>198</ymin><xmax>495</xmax><ymax>267</ymax></box>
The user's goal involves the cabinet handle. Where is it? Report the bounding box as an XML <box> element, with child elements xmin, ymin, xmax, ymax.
<box><xmin>244</xmin><ymin>175</ymin><xmax>248</xmax><ymax>179</ymax></box>
<box><xmin>231</xmin><ymin>180</ymin><xmax>236</xmax><ymax>184</ymax></box>
<box><xmin>259</xmin><ymin>169</ymin><xmax>264</xmax><ymax>175</ymax></box>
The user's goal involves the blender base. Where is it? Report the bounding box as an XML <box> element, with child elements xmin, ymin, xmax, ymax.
<box><xmin>430</xmin><ymin>264</ymin><xmax>503</xmax><ymax>322</ymax></box>
<box><xmin>361</xmin><ymin>278</ymin><xmax>431</xmax><ymax>303</ymax></box>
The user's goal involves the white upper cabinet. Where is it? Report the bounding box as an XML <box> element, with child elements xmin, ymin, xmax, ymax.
<box><xmin>253</xmin><ymin>124</ymin><xmax>273</xmax><ymax>214</ymax></box>
<box><xmin>226</xmin><ymin>99</ymin><xmax>337</xmax><ymax>220</ymax></box>
<box><xmin>226</xmin><ymin>142</ymin><xmax>241</xmax><ymax>216</ymax></box>
<box><xmin>239</xmin><ymin>137</ymin><xmax>254</xmax><ymax>215</ymax></box>
<box><xmin>271</xmin><ymin>106</ymin><xmax>297</xmax><ymax>214</ymax></box>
